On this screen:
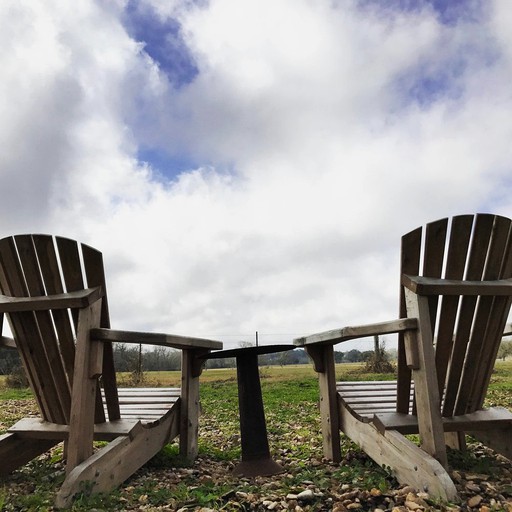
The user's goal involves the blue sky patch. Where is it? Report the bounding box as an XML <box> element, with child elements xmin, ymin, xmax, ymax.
<box><xmin>138</xmin><ymin>147</ymin><xmax>200</xmax><ymax>181</ymax></box>
<box><xmin>122</xmin><ymin>1</ymin><xmax>199</xmax><ymax>88</ymax></box>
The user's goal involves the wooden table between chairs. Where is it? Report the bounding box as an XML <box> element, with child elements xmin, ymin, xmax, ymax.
<box><xmin>203</xmin><ymin>344</ymin><xmax>295</xmax><ymax>477</ymax></box>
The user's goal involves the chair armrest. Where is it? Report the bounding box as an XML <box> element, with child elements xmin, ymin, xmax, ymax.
<box><xmin>402</xmin><ymin>275</ymin><xmax>512</xmax><ymax>296</ymax></box>
<box><xmin>90</xmin><ymin>328</ymin><xmax>223</xmax><ymax>351</ymax></box>
<box><xmin>0</xmin><ymin>287</ymin><xmax>104</xmax><ymax>313</ymax></box>
<box><xmin>293</xmin><ymin>318</ymin><xmax>417</xmax><ymax>347</ymax></box>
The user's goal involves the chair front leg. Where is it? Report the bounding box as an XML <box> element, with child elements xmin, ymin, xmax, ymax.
<box><xmin>404</xmin><ymin>289</ymin><xmax>447</xmax><ymax>468</ymax></box>
<box><xmin>66</xmin><ymin>300</ymin><xmax>103</xmax><ymax>472</ymax></box>
<box><xmin>179</xmin><ymin>348</ymin><xmax>203</xmax><ymax>462</ymax></box>
<box><xmin>306</xmin><ymin>344</ymin><xmax>342</xmax><ymax>462</ymax></box>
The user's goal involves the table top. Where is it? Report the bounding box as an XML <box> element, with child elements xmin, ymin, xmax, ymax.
<box><xmin>203</xmin><ymin>344</ymin><xmax>295</xmax><ymax>359</ymax></box>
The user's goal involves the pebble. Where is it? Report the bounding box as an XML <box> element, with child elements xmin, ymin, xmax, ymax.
<box><xmin>467</xmin><ymin>495</ymin><xmax>483</xmax><ymax>507</ymax></box>
<box><xmin>404</xmin><ymin>500</ymin><xmax>423</xmax><ymax>510</ymax></box>
<box><xmin>297</xmin><ymin>489</ymin><xmax>315</xmax><ymax>501</ymax></box>
<box><xmin>465</xmin><ymin>482</ymin><xmax>481</xmax><ymax>492</ymax></box>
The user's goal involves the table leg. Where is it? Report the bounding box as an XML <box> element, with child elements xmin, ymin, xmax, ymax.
<box><xmin>233</xmin><ymin>352</ymin><xmax>284</xmax><ymax>477</ymax></box>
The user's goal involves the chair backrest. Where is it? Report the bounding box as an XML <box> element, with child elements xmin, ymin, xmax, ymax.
<box><xmin>396</xmin><ymin>214</ymin><xmax>512</xmax><ymax>416</ymax></box>
<box><xmin>0</xmin><ymin>234</ymin><xmax>119</xmax><ymax>425</ymax></box>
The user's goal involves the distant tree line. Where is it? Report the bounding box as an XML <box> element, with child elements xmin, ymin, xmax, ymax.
<box><xmin>0</xmin><ymin>344</ymin><xmax>399</xmax><ymax>375</ymax></box>
<box><xmin>5</xmin><ymin>339</ymin><xmax>511</xmax><ymax>377</ymax></box>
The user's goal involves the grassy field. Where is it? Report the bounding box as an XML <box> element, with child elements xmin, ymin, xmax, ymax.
<box><xmin>0</xmin><ymin>361</ymin><xmax>511</xmax><ymax>511</ymax></box>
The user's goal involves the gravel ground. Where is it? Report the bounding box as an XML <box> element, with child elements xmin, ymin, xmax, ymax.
<box><xmin>1</xmin><ymin>398</ymin><xmax>511</xmax><ymax>511</ymax></box>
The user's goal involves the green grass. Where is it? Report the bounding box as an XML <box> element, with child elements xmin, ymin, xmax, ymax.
<box><xmin>0</xmin><ymin>361</ymin><xmax>511</xmax><ymax>510</ymax></box>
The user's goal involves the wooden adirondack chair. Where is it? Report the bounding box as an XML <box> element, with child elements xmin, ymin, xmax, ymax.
<box><xmin>294</xmin><ymin>213</ymin><xmax>512</xmax><ymax>500</ymax></box>
<box><xmin>0</xmin><ymin>234</ymin><xmax>222</xmax><ymax>507</ymax></box>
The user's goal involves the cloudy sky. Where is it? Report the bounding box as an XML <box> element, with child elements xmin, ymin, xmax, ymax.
<box><xmin>1</xmin><ymin>0</ymin><xmax>511</xmax><ymax>350</ymax></box>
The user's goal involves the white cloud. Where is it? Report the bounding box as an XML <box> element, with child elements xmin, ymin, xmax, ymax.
<box><xmin>1</xmin><ymin>0</ymin><xmax>511</xmax><ymax>350</ymax></box>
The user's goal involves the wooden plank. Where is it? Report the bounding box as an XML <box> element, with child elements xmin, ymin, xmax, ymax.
<box><xmin>456</xmin><ymin>216</ymin><xmax>512</xmax><ymax>414</ymax></box>
<box><xmin>14</xmin><ymin>235</ymin><xmax>72</xmax><ymax>424</ymax></box>
<box><xmin>56</xmin><ymin>237</ymin><xmax>84</xmax><ymax>331</ymax></box>
<box><xmin>434</xmin><ymin>215</ymin><xmax>473</xmax><ymax>409</ymax></box>
<box><xmin>81</xmin><ymin>242</ymin><xmax>119</xmax><ymax>422</ymax></box>
<box><xmin>179</xmin><ymin>349</ymin><xmax>200</xmax><ymax>461</ymax></box>
<box><xmin>316</xmin><ymin>345</ymin><xmax>341</xmax><ymax>461</ymax></box>
<box><xmin>464</xmin><ymin>217</ymin><xmax>512</xmax><ymax>414</ymax></box>
<box><xmin>443</xmin><ymin>214</ymin><xmax>495</xmax><ymax>416</ymax></box>
<box><xmin>33</xmin><ymin>235</ymin><xmax>76</xmax><ymax>387</ymax></box>
<box><xmin>423</xmin><ymin>217</ymin><xmax>448</xmax><ymax>340</ymax></box>
<box><xmin>8</xmin><ymin>417</ymin><xmax>142</xmax><ymax>439</ymax></box>
<box><xmin>397</xmin><ymin>225</ymin><xmax>422</xmax><ymax>413</ymax></box>
<box><xmin>0</xmin><ymin>287</ymin><xmax>103</xmax><ymax>311</ymax></box>
<box><xmin>91</xmin><ymin>327</ymin><xmax>223</xmax><ymax>350</ymax></box>
<box><xmin>402</xmin><ymin>275</ymin><xmax>512</xmax><ymax>296</ymax></box>
<box><xmin>374</xmin><ymin>407</ymin><xmax>512</xmax><ymax>435</ymax></box>
<box><xmin>338</xmin><ymin>396</ymin><xmax>457</xmax><ymax>500</ymax></box>
<box><xmin>293</xmin><ymin>318</ymin><xmax>417</xmax><ymax>346</ymax></box>
<box><xmin>404</xmin><ymin>289</ymin><xmax>447</xmax><ymax>468</ymax></box>
<box><xmin>55</xmin><ymin>409</ymin><xmax>180</xmax><ymax>508</ymax></box>
<box><xmin>0</xmin><ymin>236</ymin><xmax>62</xmax><ymax>423</ymax></box>
<box><xmin>0</xmin><ymin>433</ymin><xmax>58</xmax><ymax>476</ymax></box>
<box><xmin>66</xmin><ymin>300</ymin><xmax>102</xmax><ymax>471</ymax></box>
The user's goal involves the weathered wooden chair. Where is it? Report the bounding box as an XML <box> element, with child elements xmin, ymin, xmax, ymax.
<box><xmin>295</xmin><ymin>213</ymin><xmax>512</xmax><ymax>500</ymax></box>
<box><xmin>0</xmin><ymin>234</ymin><xmax>222</xmax><ymax>507</ymax></box>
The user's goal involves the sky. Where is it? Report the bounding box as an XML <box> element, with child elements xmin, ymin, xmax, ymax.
<box><xmin>1</xmin><ymin>0</ymin><xmax>511</xmax><ymax>350</ymax></box>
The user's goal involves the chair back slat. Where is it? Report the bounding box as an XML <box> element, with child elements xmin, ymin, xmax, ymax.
<box><xmin>14</xmin><ymin>235</ymin><xmax>72</xmax><ymax>422</ymax></box>
<box><xmin>422</xmin><ymin>218</ymin><xmax>448</xmax><ymax>333</ymax></box>
<box><xmin>0</xmin><ymin>236</ymin><xmax>65</xmax><ymax>422</ymax></box>
<box><xmin>434</xmin><ymin>215</ymin><xmax>473</xmax><ymax>401</ymax></box>
<box><xmin>55</xmin><ymin>237</ymin><xmax>84</xmax><ymax>330</ymax></box>
<box><xmin>399</xmin><ymin>214</ymin><xmax>512</xmax><ymax>419</ymax></box>
<box><xmin>32</xmin><ymin>235</ymin><xmax>76</xmax><ymax>383</ymax></box>
<box><xmin>457</xmin><ymin>216</ymin><xmax>512</xmax><ymax>413</ymax></box>
<box><xmin>397</xmin><ymin>227</ymin><xmax>421</xmax><ymax>413</ymax></box>
<box><xmin>81</xmin><ymin>243</ymin><xmax>119</xmax><ymax>420</ymax></box>
<box><xmin>0</xmin><ymin>235</ymin><xmax>119</xmax><ymax>425</ymax></box>
<box><xmin>443</xmin><ymin>215</ymin><xmax>496</xmax><ymax>415</ymax></box>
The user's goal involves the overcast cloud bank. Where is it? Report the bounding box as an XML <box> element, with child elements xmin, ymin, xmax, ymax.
<box><xmin>1</xmin><ymin>0</ymin><xmax>511</xmax><ymax>347</ymax></box>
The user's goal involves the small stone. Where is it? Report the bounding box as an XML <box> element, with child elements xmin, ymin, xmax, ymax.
<box><xmin>347</xmin><ymin>503</ymin><xmax>362</xmax><ymax>510</ymax></box>
<box><xmin>404</xmin><ymin>500</ymin><xmax>423</xmax><ymax>510</ymax></box>
<box><xmin>286</xmin><ymin>494</ymin><xmax>299</xmax><ymax>500</ymax></box>
<box><xmin>465</xmin><ymin>474</ymin><xmax>489</xmax><ymax>482</ymax></box>
<box><xmin>466</xmin><ymin>482</ymin><xmax>481</xmax><ymax>493</ymax></box>
<box><xmin>451</xmin><ymin>471</ymin><xmax>463</xmax><ymax>483</ymax></box>
<box><xmin>398</xmin><ymin>486</ymin><xmax>417</xmax><ymax>496</ymax></box>
<box><xmin>297</xmin><ymin>489</ymin><xmax>315</xmax><ymax>501</ymax></box>
<box><xmin>370</xmin><ymin>488</ymin><xmax>382</xmax><ymax>497</ymax></box>
<box><xmin>467</xmin><ymin>495</ymin><xmax>483</xmax><ymax>508</ymax></box>
<box><xmin>479</xmin><ymin>506</ymin><xmax>491</xmax><ymax>512</ymax></box>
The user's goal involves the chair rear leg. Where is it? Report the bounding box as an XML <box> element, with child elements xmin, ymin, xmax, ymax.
<box><xmin>0</xmin><ymin>433</ymin><xmax>58</xmax><ymax>475</ymax></box>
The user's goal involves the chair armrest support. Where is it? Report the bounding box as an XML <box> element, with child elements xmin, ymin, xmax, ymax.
<box><xmin>293</xmin><ymin>318</ymin><xmax>417</xmax><ymax>347</ymax></box>
<box><xmin>90</xmin><ymin>328</ymin><xmax>223</xmax><ymax>351</ymax></box>
<box><xmin>0</xmin><ymin>287</ymin><xmax>103</xmax><ymax>312</ymax></box>
<box><xmin>402</xmin><ymin>275</ymin><xmax>512</xmax><ymax>296</ymax></box>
